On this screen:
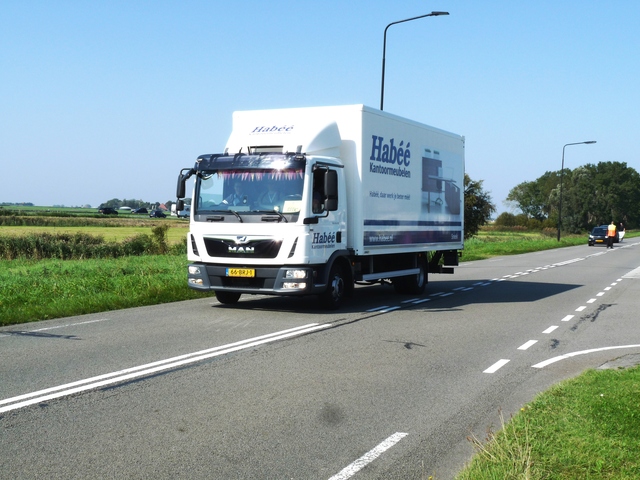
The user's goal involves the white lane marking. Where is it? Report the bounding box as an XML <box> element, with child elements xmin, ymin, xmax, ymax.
<box><xmin>532</xmin><ymin>345</ymin><xmax>640</xmax><ymax>369</ymax></box>
<box><xmin>380</xmin><ymin>307</ymin><xmax>401</xmax><ymax>313</ymax></box>
<box><xmin>328</xmin><ymin>432</ymin><xmax>408</xmax><ymax>480</ymax></box>
<box><xmin>596</xmin><ymin>292</ymin><xmax>605</xmax><ymax>297</ymax></box>
<box><xmin>367</xmin><ymin>306</ymin><xmax>391</xmax><ymax>312</ymax></box>
<box><xmin>554</xmin><ymin>258</ymin><xmax>584</xmax><ymax>266</ymax></box>
<box><xmin>543</xmin><ymin>326</ymin><xmax>558</xmax><ymax>334</ymax></box>
<box><xmin>587</xmin><ymin>298</ymin><xmax>597</xmax><ymax>304</ymax></box>
<box><xmin>411</xmin><ymin>298</ymin><xmax>431</xmax><ymax>304</ymax></box>
<box><xmin>518</xmin><ymin>340</ymin><xmax>538</xmax><ymax>350</ymax></box>
<box><xmin>484</xmin><ymin>359</ymin><xmax>510</xmax><ymax>373</ymax></box>
<box><xmin>367</xmin><ymin>306</ymin><xmax>401</xmax><ymax>313</ymax></box>
<box><xmin>561</xmin><ymin>315</ymin><xmax>575</xmax><ymax>322</ymax></box>
<box><xmin>576</xmin><ymin>306</ymin><xmax>587</xmax><ymax>312</ymax></box>
<box><xmin>0</xmin><ymin>318</ymin><xmax>110</xmax><ymax>339</ymax></box>
<box><xmin>0</xmin><ymin>323</ymin><xmax>330</xmax><ymax>413</ymax></box>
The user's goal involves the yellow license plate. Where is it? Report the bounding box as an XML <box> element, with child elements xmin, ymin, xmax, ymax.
<box><xmin>226</xmin><ymin>268</ymin><xmax>255</xmax><ymax>277</ymax></box>
<box><xmin>596</xmin><ymin>239</ymin><xmax>604</xmax><ymax>243</ymax></box>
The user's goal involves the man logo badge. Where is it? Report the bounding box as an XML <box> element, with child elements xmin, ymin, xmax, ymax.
<box><xmin>229</xmin><ymin>236</ymin><xmax>254</xmax><ymax>254</ymax></box>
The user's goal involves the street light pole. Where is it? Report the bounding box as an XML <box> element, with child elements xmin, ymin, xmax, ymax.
<box><xmin>557</xmin><ymin>140</ymin><xmax>597</xmax><ymax>241</ymax></box>
<box><xmin>380</xmin><ymin>11</ymin><xmax>449</xmax><ymax>111</ymax></box>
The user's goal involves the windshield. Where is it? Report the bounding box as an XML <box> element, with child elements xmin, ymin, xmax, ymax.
<box><xmin>194</xmin><ymin>168</ymin><xmax>304</xmax><ymax>220</ymax></box>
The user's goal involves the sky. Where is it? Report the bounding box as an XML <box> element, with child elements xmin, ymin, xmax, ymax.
<box><xmin>2</xmin><ymin>1</ymin><xmax>638</xmax><ymax>212</ymax></box>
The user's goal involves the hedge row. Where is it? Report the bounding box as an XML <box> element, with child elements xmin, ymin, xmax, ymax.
<box><xmin>0</xmin><ymin>226</ymin><xmax>185</xmax><ymax>260</ymax></box>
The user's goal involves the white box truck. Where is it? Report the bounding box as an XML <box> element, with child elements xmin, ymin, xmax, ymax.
<box><xmin>176</xmin><ymin>105</ymin><xmax>464</xmax><ymax>309</ymax></box>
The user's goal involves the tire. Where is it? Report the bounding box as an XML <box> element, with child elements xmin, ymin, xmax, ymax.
<box><xmin>215</xmin><ymin>291</ymin><xmax>241</xmax><ymax>305</ymax></box>
<box><xmin>319</xmin><ymin>262</ymin><xmax>346</xmax><ymax>310</ymax></box>
<box><xmin>393</xmin><ymin>258</ymin><xmax>427</xmax><ymax>295</ymax></box>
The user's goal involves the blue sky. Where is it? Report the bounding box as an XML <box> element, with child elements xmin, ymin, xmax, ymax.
<box><xmin>2</xmin><ymin>1</ymin><xmax>638</xmax><ymax>213</ymax></box>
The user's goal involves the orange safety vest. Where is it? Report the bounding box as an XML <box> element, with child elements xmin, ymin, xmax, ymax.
<box><xmin>607</xmin><ymin>223</ymin><xmax>617</xmax><ymax>237</ymax></box>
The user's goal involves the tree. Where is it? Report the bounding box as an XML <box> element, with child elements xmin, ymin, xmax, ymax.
<box><xmin>560</xmin><ymin>161</ymin><xmax>640</xmax><ymax>231</ymax></box>
<box><xmin>464</xmin><ymin>174</ymin><xmax>496</xmax><ymax>239</ymax></box>
<box><xmin>505</xmin><ymin>171</ymin><xmax>560</xmax><ymax>221</ymax></box>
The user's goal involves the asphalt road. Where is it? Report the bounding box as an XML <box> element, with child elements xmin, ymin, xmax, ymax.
<box><xmin>2</xmin><ymin>239</ymin><xmax>640</xmax><ymax>479</ymax></box>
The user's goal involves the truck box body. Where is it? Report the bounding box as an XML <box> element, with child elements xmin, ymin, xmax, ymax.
<box><xmin>177</xmin><ymin>104</ymin><xmax>464</xmax><ymax>308</ymax></box>
<box><xmin>225</xmin><ymin>105</ymin><xmax>464</xmax><ymax>254</ymax></box>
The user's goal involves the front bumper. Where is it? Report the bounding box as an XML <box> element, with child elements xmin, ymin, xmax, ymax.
<box><xmin>187</xmin><ymin>263</ymin><xmax>324</xmax><ymax>295</ymax></box>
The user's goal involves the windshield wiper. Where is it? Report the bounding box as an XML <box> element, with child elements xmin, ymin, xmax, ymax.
<box><xmin>256</xmin><ymin>210</ymin><xmax>288</xmax><ymax>223</ymax></box>
<box><xmin>205</xmin><ymin>210</ymin><xmax>244</xmax><ymax>222</ymax></box>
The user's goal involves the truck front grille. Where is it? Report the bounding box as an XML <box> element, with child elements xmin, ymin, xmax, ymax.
<box><xmin>203</xmin><ymin>238</ymin><xmax>282</xmax><ymax>258</ymax></box>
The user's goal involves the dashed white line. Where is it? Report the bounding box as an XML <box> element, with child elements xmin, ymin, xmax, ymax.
<box><xmin>484</xmin><ymin>359</ymin><xmax>510</xmax><ymax>373</ymax></box>
<box><xmin>411</xmin><ymin>298</ymin><xmax>431</xmax><ymax>304</ymax></box>
<box><xmin>518</xmin><ymin>340</ymin><xmax>538</xmax><ymax>351</ymax></box>
<box><xmin>367</xmin><ymin>306</ymin><xmax>391</xmax><ymax>312</ymax></box>
<box><xmin>542</xmin><ymin>326</ymin><xmax>559</xmax><ymax>334</ymax></box>
<box><xmin>576</xmin><ymin>306</ymin><xmax>587</xmax><ymax>312</ymax></box>
<box><xmin>561</xmin><ymin>315</ymin><xmax>575</xmax><ymax>322</ymax></box>
<box><xmin>328</xmin><ymin>432</ymin><xmax>408</xmax><ymax>480</ymax></box>
<box><xmin>587</xmin><ymin>298</ymin><xmax>597</xmax><ymax>304</ymax></box>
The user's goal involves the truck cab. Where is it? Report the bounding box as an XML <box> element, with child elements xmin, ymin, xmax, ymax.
<box><xmin>177</xmin><ymin>150</ymin><xmax>350</xmax><ymax>308</ymax></box>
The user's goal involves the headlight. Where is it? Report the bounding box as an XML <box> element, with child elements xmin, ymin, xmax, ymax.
<box><xmin>283</xmin><ymin>282</ymin><xmax>306</xmax><ymax>289</ymax></box>
<box><xmin>285</xmin><ymin>269</ymin><xmax>307</xmax><ymax>279</ymax></box>
<box><xmin>188</xmin><ymin>266</ymin><xmax>201</xmax><ymax>275</ymax></box>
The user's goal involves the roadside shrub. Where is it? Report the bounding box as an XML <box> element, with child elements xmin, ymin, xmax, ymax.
<box><xmin>121</xmin><ymin>234</ymin><xmax>155</xmax><ymax>256</ymax></box>
<box><xmin>0</xmin><ymin>230</ymin><xmax>183</xmax><ymax>260</ymax></box>
<box><xmin>151</xmin><ymin>224</ymin><xmax>169</xmax><ymax>254</ymax></box>
<box><xmin>494</xmin><ymin>212</ymin><xmax>517</xmax><ymax>227</ymax></box>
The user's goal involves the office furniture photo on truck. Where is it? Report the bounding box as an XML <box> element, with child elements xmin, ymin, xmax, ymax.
<box><xmin>176</xmin><ymin>104</ymin><xmax>465</xmax><ymax>309</ymax></box>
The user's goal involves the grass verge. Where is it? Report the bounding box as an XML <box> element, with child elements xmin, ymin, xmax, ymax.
<box><xmin>456</xmin><ymin>366</ymin><xmax>640</xmax><ymax>479</ymax></box>
<box><xmin>0</xmin><ymin>256</ymin><xmax>211</xmax><ymax>326</ymax></box>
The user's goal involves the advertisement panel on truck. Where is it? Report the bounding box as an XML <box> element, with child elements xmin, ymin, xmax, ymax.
<box><xmin>360</xmin><ymin>113</ymin><xmax>464</xmax><ymax>249</ymax></box>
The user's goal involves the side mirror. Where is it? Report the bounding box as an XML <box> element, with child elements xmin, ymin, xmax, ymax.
<box><xmin>176</xmin><ymin>174</ymin><xmax>186</xmax><ymax>199</ymax></box>
<box><xmin>176</xmin><ymin>168</ymin><xmax>195</xmax><ymax>199</ymax></box>
<box><xmin>176</xmin><ymin>199</ymin><xmax>184</xmax><ymax>211</ymax></box>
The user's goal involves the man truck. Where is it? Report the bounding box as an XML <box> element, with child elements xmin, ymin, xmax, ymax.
<box><xmin>176</xmin><ymin>104</ymin><xmax>464</xmax><ymax>309</ymax></box>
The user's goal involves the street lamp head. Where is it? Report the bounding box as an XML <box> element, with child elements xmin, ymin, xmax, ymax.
<box><xmin>380</xmin><ymin>10</ymin><xmax>450</xmax><ymax>110</ymax></box>
<box><xmin>584</xmin><ymin>141</ymin><xmax>597</xmax><ymax>144</ymax></box>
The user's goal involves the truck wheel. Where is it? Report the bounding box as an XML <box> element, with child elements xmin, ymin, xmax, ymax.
<box><xmin>393</xmin><ymin>259</ymin><xmax>427</xmax><ymax>295</ymax></box>
<box><xmin>319</xmin><ymin>263</ymin><xmax>346</xmax><ymax>310</ymax></box>
<box><xmin>215</xmin><ymin>291</ymin><xmax>241</xmax><ymax>305</ymax></box>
